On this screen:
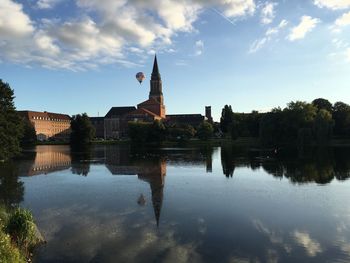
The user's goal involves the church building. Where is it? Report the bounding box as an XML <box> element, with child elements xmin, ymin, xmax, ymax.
<box><xmin>90</xmin><ymin>55</ymin><xmax>212</xmax><ymax>139</ymax></box>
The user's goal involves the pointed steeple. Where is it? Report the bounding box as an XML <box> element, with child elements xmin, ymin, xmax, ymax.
<box><xmin>151</xmin><ymin>55</ymin><xmax>161</xmax><ymax>80</ymax></box>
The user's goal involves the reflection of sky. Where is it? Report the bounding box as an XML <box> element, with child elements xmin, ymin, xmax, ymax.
<box><xmin>16</xmin><ymin>147</ymin><xmax>350</xmax><ymax>263</ymax></box>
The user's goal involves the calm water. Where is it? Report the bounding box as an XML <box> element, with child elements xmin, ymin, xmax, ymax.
<box><xmin>1</xmin><ymin>145</ymin><xmax>350</xmax><ymax>263</ymax></box>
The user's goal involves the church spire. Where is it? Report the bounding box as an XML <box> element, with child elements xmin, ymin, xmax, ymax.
<box><xmin>151</xmin><ymin>55</ymin><xmax>161</xmax><ymax>80</ymax></box>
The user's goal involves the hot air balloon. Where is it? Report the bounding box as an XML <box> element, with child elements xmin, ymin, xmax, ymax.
<box><xmin>136</xmin><ymin>72</ymin><xmax>145</xmax><ymax>84</ymax></box>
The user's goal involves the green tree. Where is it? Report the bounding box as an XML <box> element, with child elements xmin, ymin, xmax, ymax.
<box><xmin>312</xmin><ymin>98</ymin><xmax>333</xmax><ymax>113</ymax></box>
<box><xmin>70</xmin><ymin>113</ymin><xmax>95</xmax><ymax>146</ymax></box>
<box><xmin>333</xmin><ymin>101</ymin><xmax>350</xmax><ymax>136</ymax></box>
<box><xmin>167</xmin><ymin>124</ymin><xmax>195</xmax><ymax>142</ymax></box>
<box><xmin>230</xmin><ymin>119</ymin><xmax>240</xmax><ymax>140</ymax></box>
<box><xmin>259</xmin><ymin>108</ymin><xmax>283</xmax><ymax>146</ymax></box>
<box><xmin>148</xmin><ymin>120</ymin><xmax>166</xmax><ymax>143</ymax></box>
<box><xmin>128</xmin><ymin>121</ymin><xmax>151</xmax><ymax>144</ymax></box>
<box><xmin>197</xmin><ymin>121</ymin><xmax>213</xmax><ymax>140</ymax></box>
<box><xmin>282</xmin><ymin>101</ymin><xmax>317</xmax><ymax>141</ymax></box>
<box><xmin>220</xmin><ymin>105</ymin><xmax>233</xmax><ymax>133</ymax></box>
<box><xmin>20</xmin><ymin>118</ymin><xmax>36</xmax><ymax>146</ymax></box>
<box><xmin>0</xmin><ymin>80</ymin><xmax>23</xmax><ymax>160</ymax></box>
<box><xmin>314</xmin><ymin>109</ymin><xmax>334</xmax><ymax>144</ymax></box>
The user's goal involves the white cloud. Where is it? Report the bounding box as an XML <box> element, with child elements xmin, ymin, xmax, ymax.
<box><xmin>261</xmin><ymin>2</ymin><xmax>277</xmax><ymax>25</ymax></box>
<box><xmin>335</xmin><ymin>11</ymin><xmax>350</xmax><ymax>26</ymax></box>
<box><xmin>249</xmin><ymin>19</ymin><xmax>288</xmax><ymax>53</ymax></box>
<box><xmin>314</xmin><ymin>0</ymin><xmax>350</xmax><ymax>10</ymax></box>
<box><xmin>0</xmin><ymin>0</ymin><xmax>257</xmax><ymax>70</ymax></box>
<box><xmin>288</xmin><ymin>16</ymin><xmax>320</xmax><ymax>41</ymax></box>
<box><xmin>194</xmin><ymin>40</ymin><xmax>204</xmax><ymax>56</ymax></box>
<box><xmin>249</xmin><ymin>38</ymin><xmax>268</xmax><ymax>53</ymax></box>
<box><xmin>0</xmin><ymin>0</ymin><xmax>34</xmax><ymax>38</ymax></box>
<box><xmin>37</xmin><ymin>0</ymin><xmax>62</xmax><ymax>9</ymax></box>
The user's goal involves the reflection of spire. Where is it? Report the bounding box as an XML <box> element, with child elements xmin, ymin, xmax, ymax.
<box><xmin>150</xmin><ymin>181</ymin><xmax>164</xmax><ymax>227</ymax></box>
<box><xmin>138</xmin><ymin>160</ymin><xmax>166</xmax><ymax>227</ymax></box>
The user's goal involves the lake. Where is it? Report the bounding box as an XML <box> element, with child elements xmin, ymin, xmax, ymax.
<box><xmin>1</xmin><ymin>144</ymin><xmax>350</xmax><ymax>263</ymax></box>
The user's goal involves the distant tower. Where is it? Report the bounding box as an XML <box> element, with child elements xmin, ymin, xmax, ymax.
<box><xmin>149</xmin><ymin>55</ymin><xmax>164</xmax><ymax>105</ymax></box>
<box><xmin>205</xmin><ymin>106</ymin><xmax>213</xmax><ymax>123</ymax></box>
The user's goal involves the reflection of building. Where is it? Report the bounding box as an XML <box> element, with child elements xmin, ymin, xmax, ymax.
<box><xmin>103</xmin><ymin>146</ymin><xmax>214</xmax><ymax>225</ymax></box>
<box><xmin>18</xmin><ymin>111</ymin><xmax>71</xmax><ymax>141</ymax></box>
<box><xmin>26</xmin><ymin>146</ymin><xmax>71</xmax><ymax>176</ymax></box>
<box><xmin>138</xmin><ymin>162</ymin><xmax>166</xmax><ymax>226</ymax></box>
<box><xmin>105</xmin><ymin>153</ymin><xmax>166</xmax><ymax>226</ymax></box>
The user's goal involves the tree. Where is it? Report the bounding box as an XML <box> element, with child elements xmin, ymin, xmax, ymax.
<box><xmin>128</xmin><ymin>122</ymin><xmax>151</xmax><ymax>144</ymax></box>
<box><xmin>259</xmin><ymin>108</ymin><xmax>283</xmax><ymax>146</ymax></box>
<box><xmin>70</xmin><ymin>113</ymin><xmax>95</xmax><ymax>146</ymax></box>
<box><xmin>314</xmin><ymin>109</ymin><xmax>334</xmax><ymax>144</ymax></box>
<box><xmin>333</xmin><ymin>101</ymin><xmax>350</xmax><ymax>136</ymax></box>
<box><xmin>148</xmin><ymin>120</ymin><xmax>166</xmax><ymax>143</ymax></box>
<box><xmin>167</xmin><ymin>124</ymin><xmax>195</xmax><ymax>142</ymax></box>
<box><xmin>220</xmin><ymin>105</ymin><xmax>233</xmax><ymax>133</ymax></box>
<box><xmin>312</xmin><ymin>98</ymin><xmax>333</xmax><ymax>113</ymax></box>
<box><xmin>197</xmin><ymin>121</ymin><xmax>213</xmax><ymax>140</ymax></box>
<box><xmin>20</xmin><ymin>118</ymin><xmax>36</xmax><ymax>146</ymax></box>
<box><xmin>0</xmin><ymin>80</ymin><xmax>23</xmax><ymax>160</ymax></box>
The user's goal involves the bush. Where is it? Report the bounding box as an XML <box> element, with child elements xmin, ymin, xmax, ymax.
<box><xmin>0</xmin><ymin>207</ymin><xmax>25</xmax><ymax>263</ymax></box>
<box><xmin>0</xmin><ymin>229</ymin><xmax>24</xmax><ymax>263</ymax></box>
<box><xmin>6</xmin><ymin>208</ymin><xmax>37</xmax><ymax>251</ymax></box>
<box><xmin>197</xmin><ymin>121</ymin><xmax>214</xmax><ymax>140</ymax></box>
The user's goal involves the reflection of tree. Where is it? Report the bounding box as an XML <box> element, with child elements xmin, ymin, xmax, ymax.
<box><xmin>220</xmin><ymin>146</ymin><xmax>236</xmax><ymax>178</ymax></box>
<box><xmin>71</xmin><ymin>145</ymin><xmax>92</xmax><ymax>176</ymax></box>
<box><xmin>0</xmin><ymin>162</ymin><xmax>24</xmax><ymax>206</ymax></box>
<box><xmin>222</xmin><ymin>146</ymin><xmax>350</xmax><ymax>184</ymax></box>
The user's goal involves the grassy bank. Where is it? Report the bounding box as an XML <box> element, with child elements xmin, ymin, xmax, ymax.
<box><xmin>0</xmin><ymin>207</ymin><xmax>43</xmax><ymax>263</ymax></box>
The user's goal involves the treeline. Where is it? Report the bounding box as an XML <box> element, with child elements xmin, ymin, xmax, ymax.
<box><xmin>220</xmin><ymin>98</ymin><xmax>350</xmax><ymax>146</ymax></box>
<box><xmin>220</xmin><ymin>145</ymin><xmax>350</xmax><ymax>184</ymax></box>
<box><xmin>128</xmin><ymin>120</ymin><xmax>214</xmax><ymax>144</ymax></box>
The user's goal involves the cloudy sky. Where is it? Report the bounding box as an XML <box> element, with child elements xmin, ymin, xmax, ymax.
<box><xmin>1</xmin><ymin>0</ymin><xmax>350</xmax><ymax>119</ymax></box>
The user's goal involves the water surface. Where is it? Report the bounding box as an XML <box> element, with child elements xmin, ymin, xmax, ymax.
<box><xmin>1</xmin><ymin>145</ymin><xmax>350</xmax><ymax>263</ymax></box>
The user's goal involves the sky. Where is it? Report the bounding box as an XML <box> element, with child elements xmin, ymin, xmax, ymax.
<box><xmin>1</xmin><ymin>0</ymin><xmax>350</xmax><ymax>121</ymax></box>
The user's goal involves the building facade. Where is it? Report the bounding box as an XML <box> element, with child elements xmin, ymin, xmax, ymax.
<box><xmin>19</xmin><ymin>111</ymin><xmax>71</xmax><ymax>141</ymax></box>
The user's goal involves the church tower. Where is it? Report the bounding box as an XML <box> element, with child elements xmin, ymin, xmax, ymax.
<box><xmin>149</xmin><ymin>55</ymin><xmax>164</xmax><ymax>104</ymax></box>
<box><xmin>137</xmin><ymin>55</ymin><xmax>166</xmax><ymax>118</ymax></box>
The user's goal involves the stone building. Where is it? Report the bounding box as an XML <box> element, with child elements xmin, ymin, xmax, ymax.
<box><xmin>19</xmin><ymin>111</ymin><xmax>71</xmax><ymax>141</ymax></box>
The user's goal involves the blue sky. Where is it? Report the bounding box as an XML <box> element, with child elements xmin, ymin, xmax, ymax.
<box><xmin>1</xmin><ymin>0</ymin><xmax>350</xmax><ymax>121</ymax></box>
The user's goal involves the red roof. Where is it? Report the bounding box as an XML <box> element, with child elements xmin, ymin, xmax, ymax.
<box><xmin>137</xmin><ymin>98</ymin><xmax>159</xmax><ymax>107</ymax></box>
<box><xmin>18</xmin><ymin>110</ymin><xmax>70</xmax><ymax>120</ymax></box>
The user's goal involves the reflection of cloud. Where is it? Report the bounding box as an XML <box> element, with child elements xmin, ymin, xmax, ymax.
<box><xmin>197</xmin><ymin>217</ymin><xmax>207</xmax><ymax>235</ymax></box>
<box><xmin>228</xmin><ymin>257</ymin><xmax>250</xmax><ymax>263</ymax></box>
<box><xmin>266</xmin><ymin>249</ymin><xmax>279</xmax><ymax>263</ymax></box>
<box><xmin>293</xmin><ymin>231</ymin><xmax>322</xmax><ymax>257</ymax></box>
<box><xmin>36</xmin><ymin>204</ymin><xmax>202</xmax><ymax>262</ymax></box>
<box><xmin>252</xmin><ymin>219</ymin><xmax>291</xmax><ymax>252</ymax></box>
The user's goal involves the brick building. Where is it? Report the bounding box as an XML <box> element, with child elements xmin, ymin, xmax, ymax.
<box><xmin>19</xmin><ymin>111</ymin><xmax>71</xmax><ymax>141</ymax></box>
<box><xmin>90</xmin><ymin>55</ymin><xmax>213</xmax><ymax>139</ymax></box>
